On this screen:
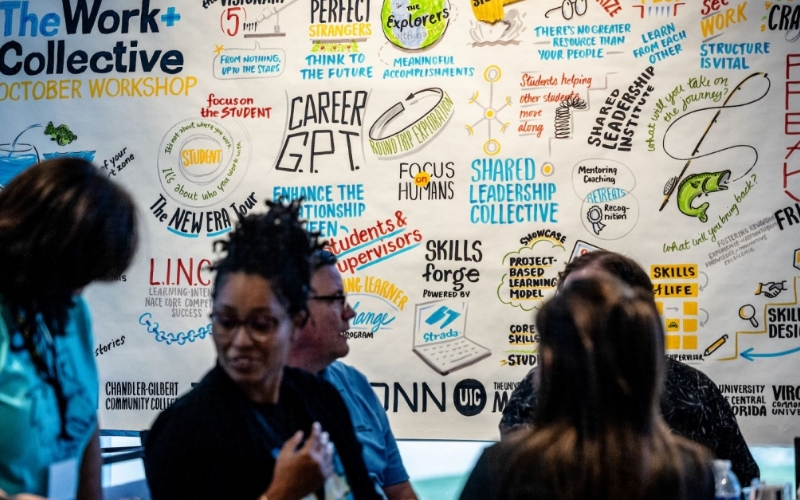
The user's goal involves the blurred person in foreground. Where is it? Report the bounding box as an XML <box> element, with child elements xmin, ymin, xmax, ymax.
<box><xmin>461</xmin><ymin>274</ymin><xmax>714</xmax><ymax>500</ymax></box>
<box><xmin>144</xmin><ymin>200</ymin><xmax>381</xmax><ymax>500</ymax></box>
<box><xmin>0</xmin><ymin>158</ymin><xmax>138</xmax><ymax>499</ymax></box>
<box><xmin>287</xmin><ymin>250</ymin><xmax>418</xmax><ymax>500</ymax></box>
<box><xmin>499</xmin><ymin>251</ymin><xmax>759</xmax><ymax>485</ymax></box>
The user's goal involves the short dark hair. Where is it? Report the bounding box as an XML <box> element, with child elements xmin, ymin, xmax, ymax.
<box><xmin>310</xmin><ymin>249</ymin><xmax>337</xmax><ymax>272</ymax></box>
<box><xmin>559</xmin><ymin>250</ymin><xmax>653</xmax><ymax>292</ymax></box>
<box><xmin>211</xmin><ymin>199</ymin><xmax>323</xmax><ymax>318</ymax></box>
<box><xmin>0</xmin><ymin>157</ymin><xmax>138</xmax><ymax>334</ymax></box>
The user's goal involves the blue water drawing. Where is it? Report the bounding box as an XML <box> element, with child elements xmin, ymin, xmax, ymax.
<box><xmin>0</xmin><ymin>123</ymin><xmax>95</xmax><ymax>189</ymax></box>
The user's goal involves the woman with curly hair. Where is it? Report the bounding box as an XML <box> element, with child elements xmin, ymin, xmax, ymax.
<box><xmin>144</xmin><ymin>200</ymin><xmax>381</xmax><ymax>500</ymax></box>
<box><xmin>0</xmin><ymin>158</ymin><xmax>138</xmax><ymax>499</ymax></box>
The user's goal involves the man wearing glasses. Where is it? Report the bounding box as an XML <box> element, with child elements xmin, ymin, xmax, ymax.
<box><xmin>288</xmin><ymin>250</ymin><xmax>418</xmax><ymax>500</ymax></box>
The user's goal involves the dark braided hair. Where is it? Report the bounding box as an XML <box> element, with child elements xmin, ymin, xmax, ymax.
<box><xmin>211</xmin><ymin>199</ymin><xmax>323</xmax><ymax>318</ymax></box>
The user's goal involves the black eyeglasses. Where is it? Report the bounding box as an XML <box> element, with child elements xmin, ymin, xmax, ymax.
<box><xmin>308</xmin><ymin>293</ymin><xmax>348</xmax><ymax>307</ymax></box>
<box><xmin>210</xmin><ymin>311</ymin><xmax>286</xmax><ymax>342</ymax></box>
<box><xmin>545</xmin><ymin>0</ymin><xmax>587</xmax><ymax>19</ymax></box>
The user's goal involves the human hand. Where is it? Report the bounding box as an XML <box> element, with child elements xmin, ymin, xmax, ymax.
<box><xmin>264</xmin><ymin>422</ymin><xmax>334</xmax><ymax>500</ymax></box>
<box><xmin>0</xmin><ymin>489</ymin><xmax>49</xmax><ymax>500</ymax></box>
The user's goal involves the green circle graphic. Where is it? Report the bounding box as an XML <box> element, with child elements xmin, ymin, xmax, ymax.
<box><xmin>381</xmin><ymin>0</ymin><xmax>450</xmax><ymax>50</ymax></box>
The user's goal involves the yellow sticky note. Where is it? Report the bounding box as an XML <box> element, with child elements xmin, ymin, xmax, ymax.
<box><xmin>683</xmin><ymin>319</ymin><xmax>698</xmax><ymax>332</ymax></box>
<box><xmin>414</xmin><ymin>171</ymin><xmax>431</xmax><ymax>188</ymax></box>
<box><xmin>665</xmin><ymin>335</ymin><xmax>681</xmax><ymax>350</ymax></box>
<box><xmin>665</xmin><ymin>318</ymin><xmax>680</xmax><ymax>332</ymax></box>
<box><xmin>683</xmin><ymin>335</ymin><xmax>698</xmax><ymax>350</ymax></box>
<box><xmin>683</xmin><ymin>301</ymin><xmax>698</xmax><ymax>315</ymax></box>
<box><xmin>655</xmin><ymin>301</ymin><xmax>664</xmax><ymax>314</ymax></box>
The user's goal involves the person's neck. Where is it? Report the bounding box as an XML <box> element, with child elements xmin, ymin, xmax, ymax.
<box><xmin>243</xmin><ymin>380</ymin><xmax>281</xmax><ymax>404</ymax></box>
<box><xmin>286</xmin><ymin>350</ymin><xmax>330</xmax><ymax>375</ymax></box>
<box><xmin>221</xmin><ymin>364</ymin><xmax>283</xmax><ymax>404</ymax></box>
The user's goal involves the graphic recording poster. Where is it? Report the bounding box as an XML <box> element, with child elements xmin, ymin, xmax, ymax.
<box><xmin>1</xmin><ymin>0</ymin><xmax>799</xmax><ymax>443</ymax></box>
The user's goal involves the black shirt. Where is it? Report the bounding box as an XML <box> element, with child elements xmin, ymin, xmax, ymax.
<box><xmin>144</xmin><ymin>365</ymin><xmax>382</xmax><ymax>500</ymax></box>
<box><xmin>460</xmin><ymin>434</ymin><xmax>715</xmax><ymax>500</ymax></box>
<box><xmin>499</xmin><ymin>357</ymin><xmax>760</xmax><ymax>485</ymax></box>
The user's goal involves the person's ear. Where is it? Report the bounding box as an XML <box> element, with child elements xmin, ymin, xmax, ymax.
<box><xmin>542</xmin><ymin>347</ymin><xmax>553</xmax><ymax>369</ymax></box>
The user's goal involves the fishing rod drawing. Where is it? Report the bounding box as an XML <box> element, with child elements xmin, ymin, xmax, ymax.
<box><xmin>659</xmin><ymin>72</ymin><xmax>770</xmax><ymax>213</ymax></box>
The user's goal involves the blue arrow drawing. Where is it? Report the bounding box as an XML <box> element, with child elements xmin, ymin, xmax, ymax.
<box><xmin>740</xmin><ymin>346</ymin><xmax>800</xmax><ymax>361</ymax></box>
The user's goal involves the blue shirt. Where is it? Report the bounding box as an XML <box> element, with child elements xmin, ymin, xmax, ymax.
<box><xmin>0</xmin><ymin>297</ymin><xmax>98</xmax><ymax>496</ymax></box>
<box><xmin>322</xmin><ymin>361</ymin><xmax>409</xmax><ymax>496</ymax></box>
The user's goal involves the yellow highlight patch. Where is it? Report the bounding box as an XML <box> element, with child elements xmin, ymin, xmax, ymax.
<box><xmin>649</xmin><ymin>264</ymin><xmax>698</xmax><ymax>280</ymax></box>
<box><xmin>665</xmin><ymin>335</ymin><xmax>681</xmax><ymax>350</ymax></box>
<box><xmin>683</xmin><ymin>319</ymin><xmax>698</xmax><ymax>332</ymax></box>
<box><xmin>414</xmin><ymin>171</ymin><xmax>431</xmax><ymax>188</ymax></box>
<box><xmin>683</xmin><ymin>335</ymin><xmax>698</xmax><ymax>350</ymax></box>
<box><xmin>665</xmin><ymin>318</ymin><xmax>680</xmax><ymax>332</ymax></box>
<box><xmin>652</xmin><ymin>283</ymin><xmax>698</xmax><ymax>298</ymax></box>
<box><xmin>683</xmin><ymin>301</ymin><xmax>698</xmax><ymax>315</ymax></box>
<box><xmin>308</xmin><ymin>23</ymin><xmax>372</xmax><ymax>38</ymax></box>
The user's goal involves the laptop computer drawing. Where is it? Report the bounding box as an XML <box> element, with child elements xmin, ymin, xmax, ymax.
<box><xmin>412</xmin><ymin>299</ymin><xmax>491</xmax><ymax>375</ymax></box>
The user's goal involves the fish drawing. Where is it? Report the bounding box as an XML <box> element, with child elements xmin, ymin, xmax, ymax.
<box><xmin>675</xmin><ymin>170</ymin><xmax>731</xmax><ymax>222</ymax></box>
<box><xmin>44</xmin><ymin>121</ymin><xmax>77</xmax><ymax>146</ymax></box>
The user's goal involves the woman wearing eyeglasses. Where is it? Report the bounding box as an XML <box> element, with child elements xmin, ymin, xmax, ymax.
<box><xmin>143</xmin><ymin>200</ymin><xmax>381</xmax><ymax>500</ymax></box>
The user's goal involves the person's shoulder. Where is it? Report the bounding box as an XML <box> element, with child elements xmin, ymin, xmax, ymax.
<box><xmin>66</xmin><ymin>295</ymin><xmax>93</xmax><ymax>341</ymax></box>
<box><xmin>150</xmin><ymin>388</ymin><xmax>199</xmax><ymax>432</ymax></box>
<box><xmin>326</xmin><ymin>361</ymin><xmax>370</xmax><ymax>386</ymax></box>
<box><xmin>146</xmin><ymin>369</ymin><xmax>235</xmax><ymax>461</ymax></box>
<box><xmin>284</xmin><ymin>367</ymin><xmax>354</xmax><ymax>429</ymax></box>
<box><xmin>284</xmin><ymin>364</ymin><xmax>321</xmax><ymax>383</ymax></box>
<box><xmin>499</xmin><ymin>368</ymin><xmax>538</xmax><ymax>436</ymax></box>
<box><xmin>460</xmin><ymin>440</ymin><xmax>523</xmax><ymax>500</ymax></box>
<box><xmin>284</xmin><ymin>365</ymin><xmax>340</xmax><ymax>394</ymax></box>
<box><xmin>476</xmin><ymin>431</ymin><xmax>532</xmax><ymax>468</ymax></box>
<box><xmin>645</xmin><ymin>436</ymin><xmax>714</xmax><ymax>500</ymax></box>
<box><xmin>151</xmin><ymin>368</ymin><xmax>229</xmax><ymax>428</ymax></box>
<box><xmin>664</xmin><ymin>358</ymin><xmax>718</xmax><ymax>394</ymax></box>
<box><xmin>0</xmin><ymin>300</ymin><xmax>10</xmax><ymax>370</ymax></box>
<box><xmin>672</xmin><ymin>435</ymin><xmax>714</xmax><ymax>479</ymax></box>
<box><xmin>71</xmin><ymin>295</ymin><xmax>91</xmax><ymax>319</ymax></box>
<box><xmin>674</xmin><ymin>434</ymin><xmax>710</xmax><ymax>458</ymax></box>
<box><xmin>666</xmin><ymin>357</ymin><xmax>702</xmax><ymax>376</ymax></box>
